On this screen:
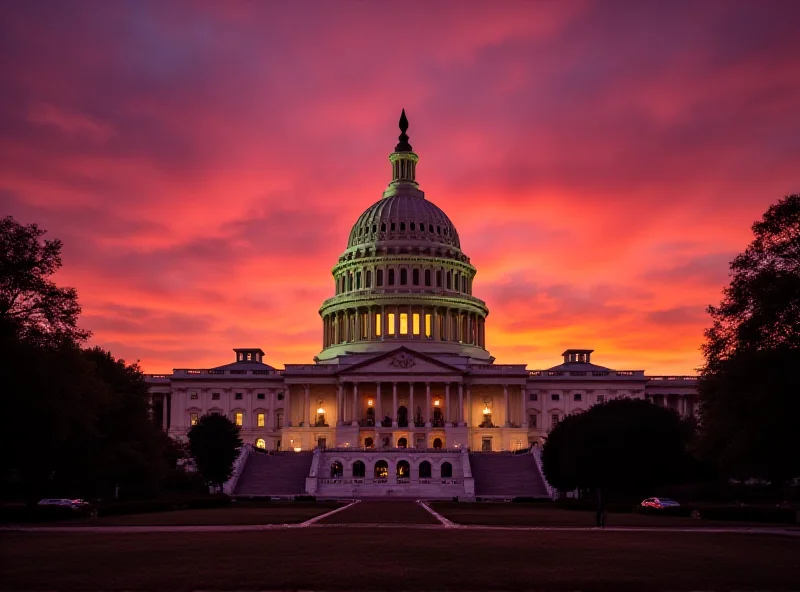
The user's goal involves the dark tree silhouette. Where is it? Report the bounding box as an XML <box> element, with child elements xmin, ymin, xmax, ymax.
<box><xmin>541</xmin><ymin>399</ymin><xmax>693</xmax><ymax>497</ymax></box>
<box><xmin>699</xmin><ymin>194</ymin><xmax>800</xmax><ymax>484</ymax></box>
<box><xmin>0</xmin><ymin>216</ymin><xmax>90</xmax><ymax>346</ymax></box>
<box><xmin>187</xmin><ymin>414</ymin><xmax>243</xmax><ymax>492</ymax></box>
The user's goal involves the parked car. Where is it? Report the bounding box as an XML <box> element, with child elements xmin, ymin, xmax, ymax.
<box><xmin>37</xmin><ymin>499</ymin><xmax>91</xmax><ymax>511</ymax></box>
<box><xmin>641</xmin><ymin>497</ymin><xmax>681</xmax><ymax>509</ymax></box>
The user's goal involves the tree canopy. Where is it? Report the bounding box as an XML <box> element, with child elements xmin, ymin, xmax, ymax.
<box><xmin>541</xmin><ymin>399</ymin><xmax>694</xmax><ymax>496</ymax></box>
<box><xmin>187</xmin><ymin>414</ymin><xmax>243</xmax><ymax>491</ymax></box>
<box><xmin>699</xmin><ymin>194</ymin><xmax>800</xmax><ymax>484</ymax></box>
<box><xmin>0</xmin><ymin>216</ymin><xmax>89</xmax><ymax>347</ymax></box>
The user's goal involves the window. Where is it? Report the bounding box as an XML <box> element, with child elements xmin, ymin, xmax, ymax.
<box><xmin>412</xmin><ymin>269</ymin><xmax>419</xmax><ymax>285</ymax></box>
<box><xmin>190</xmin><ymin>393</ymin><xmax>198</xmax><ymax>400</ymax></box>
<box><xmin>377</xmin><ymin>269</ymin><xmax>383</xmax><ymax>286</ymax></box>
<box><xmin>381</xmin><ymin>222</ymin><xmax>386</xmax><ymax>232</ymax></box>
<box><xmin>235</xmin><ymin>393</ymin><xmax>243</xmax><ymax>400</ymax></box>
<box><xmin>412</xmin><ymin>313</ymin><xmax>420</xmax><ymax>335</ymax></box>
<box><xmin>446</xmin><ymin>271</ymin><xmax>452</xmax><ymax>289</ymax></box>
<box><xmin>529</xmin><ymin>414</ymin><xmax>537</xmax><ymax>428</ymax></box>
<box><xmin>257</xmin><ymin>413</ymin><xmax>265</xmax><ymax>427</ymax></box>
<box><xmin>550</xmin><ymin>393</ymin><xmax>560</xmax><ymax>402</ymax></box>
<box><xmin>255</xmin><ymin>438</ymin><xmax>266</xmax><ymax>449</ymax></box>
<box><xmin>597</xmin><ymin>395</ymin><xmax>606</xmax><ymax>403</ymax></box>
<box><xmin>374</xmin><ymin>460</ymin><xmax>389</xmax><ymax>478</ymax></box>
<box><xmin>551</xmin><ymin>414</ymin><xmax>559</xmax><ymax>427</ymax></box>
<box><xmin>356</xmin><ymin>271</ymin><xmax>361</xmax><ymax>289</ymax></box>
<box><xmin>436</xmin><ymin>270</ymin><xmax>442</xmax><ymax>287</ymax></box>
<box><xmin>190</xmin><ymin>413</ymin><xmax>199</xmax><ymax>426</ymax></box>
<box><xmin>400</xmin><ymin>222</ymin><xmax>405</xmax><ymax>231</ymax></box>
<box><xmin>212</xmin><ymin>393</ymin><xmax>220</xmax><ymax>401</ymax></box>
<box><xmin>387</xmin><ymin>313</ymin><xmax>396</xmax><ymax>335</ymax></box>
<box><xmin>425</xmin><ymin>313</ymin><xmax>432</xmax><ymax>337</ymax></box>
<box><xmin>257</xmin><ymin>393</ymin><xmax>265</xmax><ymax>400</ymax></box>
<box><xmin>410</xmin><ymin>222</ymin><xmax>415</xmax><ymax>231</ymax></box>
<box><xmin>391</xmin><ymin>222</ymin><xmax>396</xmax><ymax>231</ymax></box>
<box><xmin>276</xmin><ymin>412</ymin><xmax>283</xmax><ymax>429</ymax></box>
<box><xmin>399</xmin><ymin>313</ymin><xmax>408</xmax><ymax>335</ymax></box>
<box><xmin>419</xmin><ymin>461</ymin><xmax>432</xmax><ymax>478</ymax></box>
<box><xmin>574</xmin><ymin>393</ymin><xmax>582</xmax><ymax>402</ymax></box>
<box><xmin>353</xmin><ymin>460</ymin><xmax>366</xmax><ymax>477</ymax></box>
<box><xmin>441</xmin><ymin>462</ymin><xmax>453</xmax><ymax>478</ymax></box>
<box><xmin>235</xmin><ymin>412</ymin><xmax>243</xmax><ymax>426</ymax></box>
<box><xmin>529</xmin><ymin>393</ymin><xmax>538</xmax><ymax>402</ymax></box>
<box><xmin>366</xmin><ymin>270</ymin><xmax>371</xmax><ymax>288</ymax></box>
<box><xmin>375</xmin><ymin>313</ymin><xmax>382</xmax><ymax>336</ymax></box>
<box><xmin>388</xmin><ymin>269</ymin><xmax>395</xmax><ymax>285</ymax></box>
<box><xmin>424</xmin><ymin>269</ymin><xmax>431</xmax><ymax>286</ymax></box>
<box><xmin>400</xmin><ymin>268</ymin><xmax>407</xmax><ymax>285</ymax></box>
<box><xmin>277</xmin><ymin>392</ymin><xmax>284</xmax><ymax>400</ymax></box>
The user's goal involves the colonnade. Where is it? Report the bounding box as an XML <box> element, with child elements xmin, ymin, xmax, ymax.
<box><xmin>322</xmin><ymin>306</ymin><xmax>486</xmax><ymax>348</ymax></box>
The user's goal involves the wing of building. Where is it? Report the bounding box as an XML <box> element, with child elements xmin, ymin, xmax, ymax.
<box><xmin>146</xmin><ymin>111</ymin><xmax>698</xmax><ymax>499</ymax></box>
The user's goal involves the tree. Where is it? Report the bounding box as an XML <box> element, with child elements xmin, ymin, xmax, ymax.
<box><xmin>0</xmin><ymin>216</ymin><xmax>90</xmax><ymax>347</ymax></box>
<box><xmin>541</xmin><ymin>399</ymin><xmax>693</xmax><ymax>497</ymax></box>
<box><xmin>699</xmin><ymin>194</ymin><xmax>800</xmax><ymax>484</ymax></box>
<box><xmin>187</xmin><ymin>414</ymin><xmax>243</xmax><ymax>492</ymax></box>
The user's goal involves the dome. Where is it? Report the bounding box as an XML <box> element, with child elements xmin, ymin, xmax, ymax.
<box><xmin>347</xmin><ymin>194</ymin><xmax>461</xmax><ymax>250</ymax></box>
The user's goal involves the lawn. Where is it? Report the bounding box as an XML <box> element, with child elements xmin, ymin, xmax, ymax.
<box><xmin>43</xmin><ymin>502</ymin><xmax>341</xmax><ymax>527</ymax></box>
<box><xmin>1</xmin><ymin>528</ymin><xmax>798</xmax><ymax>590</ymax></box>
<box><xmin>431</xmin><ymin>502</ymin><xmax>794</xmax><ymax>528</ymax></box>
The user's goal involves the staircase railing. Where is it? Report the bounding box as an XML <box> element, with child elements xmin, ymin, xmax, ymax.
<box><xmin>531</xmin><ymin>446</ymin><xmax>556</xmax><ymax>499</ymax></box>
<box><xmin>222</xmin><ymin>444</ymin><xmax>252</xmax><ymax>495</ymax></box>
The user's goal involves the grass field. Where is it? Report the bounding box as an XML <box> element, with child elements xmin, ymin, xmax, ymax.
<box><xmin>2</xmin><ymin>527</ymin><xmax>799</xmax><ymax>591</ymax></box>
<box><xmin>430</xmin><ymin>502</ymin><xmax>793</xmax><ymax>528</ymax></box>
<box><xmin>41</xmin><ymin>502</ymin><xmax>341</xmax><ymax>527</ymax></box>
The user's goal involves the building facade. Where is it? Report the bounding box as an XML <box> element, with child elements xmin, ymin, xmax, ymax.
<box><xmin>146</xmin><ymin>112</ymin><xmax>698</xmax><ymax>462</ymax></box>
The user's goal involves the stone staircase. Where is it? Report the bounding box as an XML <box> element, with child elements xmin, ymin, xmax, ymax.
<box><xmin>469</xmin><ymin>452</ymin><xmax>550</xmax><ymax>498</ymax></box>
<box><xmin>233</xmin><ymin>451</ymin><xmax>313</xmax><ymax>497</ymax></box>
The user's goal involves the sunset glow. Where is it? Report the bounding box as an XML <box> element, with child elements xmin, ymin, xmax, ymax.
<box><xmin>2</xmin><ymin>1</ymin><xmax>799</xmax><ymax>374</ymax></box>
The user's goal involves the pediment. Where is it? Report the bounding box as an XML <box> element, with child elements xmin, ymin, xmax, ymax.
<box><xmin>339</xmin><ymin>347</ymin><xmax>463</xmax><ymax>376</ymax></box>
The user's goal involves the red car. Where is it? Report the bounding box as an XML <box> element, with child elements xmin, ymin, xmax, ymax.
<box><xmin>641</xmin><ymin>497</ymin><xmax>681</xmax><ymax>509</ymax></box>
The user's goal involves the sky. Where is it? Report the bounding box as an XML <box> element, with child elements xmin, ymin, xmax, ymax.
<box><xmin>2</xmin><ymin>0</ymin><xmax>799</xmax><ymax>374</ymax></box>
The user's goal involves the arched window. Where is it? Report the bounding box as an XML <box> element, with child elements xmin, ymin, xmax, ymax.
<box><xmin>364</xmin><ymin>436</ymin><xmax>374</xmax><ymax>448</ymax></box>
<box><xmin>255</xmin><ymin>438</ymin><xmax>266</xmax><ymax>449</ymax></box>
<box><xmin>397</xmin><ymin>437</ymin><xmax>408</xmax><ymax>448</ymax></box>
<box><xmin>397</xmin><ymin>460</ymin><xmax>410</xmax><ymax>478</ymax></box>
<box><xmin>353</xmin><ymin>460</ymin><xmax>366</xmax><ymax>478</ymax></box>
<box><xmin>330</xmin><ymin>461</ymin><xmax>343</xmax><ymax>479</ymax></box>
<box><xmin>441</xmin><ymin>462</ymin><xmax>453</xmax><ymax>478</ymax></box>
<box><xmin>374</xmin><ymin>460</ymin><xmax>389</xmax><ymax>478</ymax></box>
<box><xmin>433</xmin><ymin>437</ymin><xmax>443</xmax><ymax>449</ymax></box>
<box><xmin>419</xmin><ymin>461</ymin><xmax>432</xmax><ymax>479</ymax></box>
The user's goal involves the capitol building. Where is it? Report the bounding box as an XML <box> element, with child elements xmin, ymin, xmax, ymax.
<box><xmin>146</xmin><ymin>112</ymin><xmax>698</xmax><ymax>499</ymax></box>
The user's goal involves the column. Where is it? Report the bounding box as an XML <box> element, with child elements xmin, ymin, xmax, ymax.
<box><xmin>246</xmin><ymin>388</ymin><xmax>254</xmax><ymax>430</ymax></box>
<box><xmin>352</xmin><ymin>382</ymin><xmax>359</xmax><ymax>426</ymax></box>
<box><xmin>392</xmin><ymin>382</ymin><xmax>398</xmax><ymax>427</ymax></box>
<box><xmin>521</xmin><ymin>388</ymin><xmax>528</xmax><ymax>428</ymax></box>
<box><xmin>425</xmin><ymin>382</ymin><xmax>432</xmax><ymax>427</ymax></box>
<box><xmin>285</xmin><ymin>387</ymin><xmax>292</xmax><ymax>427</ymax></box>
<box><xmin>409</xmin><ymin>383</ymin><xmax>415</xmax><ymax>426</ymax></box>
<box><xmin>466</xmin><ymin>386</ymin><xmax>472</xmax><ymax>426</ymax></box>
<box><xmin>445</xmin><ymin>383</ymin><xmax>450</xmax><ymax>426</ymax></box>
<box><xmin>375</xmin><ymin>382</ymin><xmax>382</xmax><ymax>426</ymax></box>
<box><xmin>337</xmin><ymin>384</ymin><xmax>344</xmax><ymax>426</ymax></box>
<box><xmin>503</xmin><ymin>384</ymin><xmax>510</xmax><ymax>427</ymax></box>
<box><xmin>433</xmin><ymin>308</ymin><xmax>441</xmax><ymax>340</ymax></box>
<box><xmin>458</xmin><ymin>384</ymin><xmax>464</xmax><ymax>426</ymax></box>
<box><xmin>304</xmin><ymin>384</ymin><xmax>311</xmax><ymax>426</ymax></box>
<box><xmin>368</xmin><ymin>307</ymin><xmax>374</xmax><ymax>340</ymax></box>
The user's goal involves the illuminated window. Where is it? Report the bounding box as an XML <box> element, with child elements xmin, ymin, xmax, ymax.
<box><xmin>375</xmin><ymin>313</ymin><xmax>382</xmax><ymax>336</ymax></box>
<box><xmin>257</xmin><ymin>413</ymin><xmax>265</xmax><ymax>427</ymax></box>
<box><xmin>190</xmin><ymin>413</ymin><xmax>199</xmax><ymax>426</ymax></box>
<box><xmin>399</xmin><ymin>313</ymin><xmax>408</xmax><ymax>335</ymax></box>
<box><xmin>255</xmin><ymin>438</ymin><xmax>266</xmax><ymax>449</ymax></box>
<box><xmin>212</xmin><ymin>392</ymin><xmax>220</xmax><ymax>400</ymax></box>
<box><xmin>425</xmin><ymin>314</ymin><xmax>432</xmax><ymax>337</ymax></box>
<box><xmin>387</xmin><ymin>313</ymin><xmax>395</xmax><ymax>335</ymax></box>
<box><xmin>412</xmin><ymin>313</ymin><xmax>420</xmax><ymax>335</ymax></box>
<box><xmin>235</xmin><ymin>412</ymin><xmax>243</xmax><ymax>426</ymax></box>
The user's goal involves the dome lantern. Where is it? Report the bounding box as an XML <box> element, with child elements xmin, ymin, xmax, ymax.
<box><xmin>385</xmin><ymin>109</ymin><xmax>421</xmax><ymax>196</ymax></box>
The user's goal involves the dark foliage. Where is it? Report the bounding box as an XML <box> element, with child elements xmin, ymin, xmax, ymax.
<box><xmin>541</xmin><ymin>398</ymin><xmax>694</xmax><ymax>496</ymax></box>
<box><xmin>187</xmin><ymin>414</ymin><xmax>243</xmax><ymax>490</ymax></box>
<box><xmin>699</xmin><ymin>194</ymin><xmax>800</xmax><ymax>484</ymax></box>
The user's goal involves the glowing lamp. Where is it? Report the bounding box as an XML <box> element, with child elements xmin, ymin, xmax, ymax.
<box><xmin>293</xmin><ymin>447</ymin><xmax>302</xmax><ymax>452</ymax></box>
<box><xmin>483</xmin><ymin>405</ymin><xmax>490</xmax><ymax>415</ymax></box>
<box><xmin>317</xmin><ymin>406</ymin><xmax>324</xmax><ymax>415</ymax></box>
<box><xmin>368</xmin><ymin>399</ymin><xmax>373</xmax><ymax>407</ymax></box>
<box><xmin>434</xmin><ymin>399</ymin><xmax>440</xmax><ymax>407</ymax></box>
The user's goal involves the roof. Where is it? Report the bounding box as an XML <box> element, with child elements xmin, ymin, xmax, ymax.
<box><xmin>210</xmin><ymin>361</ymin><xmax>276</xmax><ymax>371</ymax></box>
<box><xmin>545</xmin><ymin>362</ymin><xmax>611</xmax><ymax>372</ymax></box>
